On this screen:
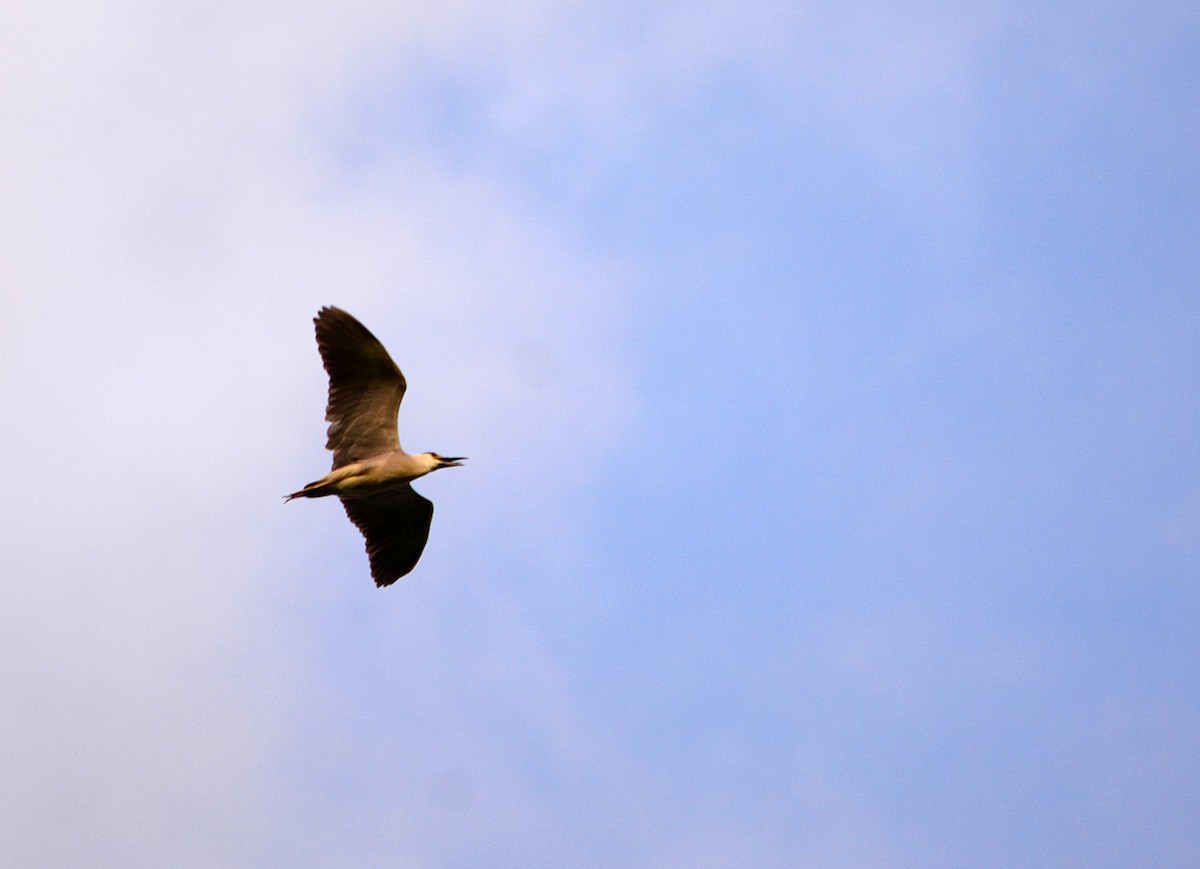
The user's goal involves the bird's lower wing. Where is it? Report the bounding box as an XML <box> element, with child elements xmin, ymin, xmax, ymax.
<box><xmin>339</xmin><ymin>485</ymin><xmax>434</xmax><ymax>587</ymax></box>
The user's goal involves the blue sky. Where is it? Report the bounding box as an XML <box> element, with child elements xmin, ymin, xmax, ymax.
<box><xmin>3</xmin><ymin>3</ymin><xmax>1198</xmax><ymax>866</ymax></box>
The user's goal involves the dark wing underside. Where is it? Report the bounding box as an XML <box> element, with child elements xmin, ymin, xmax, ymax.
<box><xmin>340</xmin><ymin>485</ymin><xmax>434</xmax><ymax>586</ymax></box>
<box><xmin>314</xmin><ymin>306</ymin><xmax>406</xmax><ymax>469</ymax></box>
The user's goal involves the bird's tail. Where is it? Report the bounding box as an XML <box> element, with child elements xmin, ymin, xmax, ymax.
<box><xmin>283</xmin><ymin>480</ymin><xmax>333</xmax><ymax>501</ymax></box>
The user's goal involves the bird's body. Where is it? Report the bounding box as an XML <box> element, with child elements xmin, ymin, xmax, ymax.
<box><xmin>287</xmin><ymin>307</ymin><xmax>464</xmax><ymax>586</ymax></box>
<box><xmin>286</xmin><ymin>451</ymin><xmax>446</xmax><ymax>500</ymax></box>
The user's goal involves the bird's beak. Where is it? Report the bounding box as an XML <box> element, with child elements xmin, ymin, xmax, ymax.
<box><xmin>440</xmin><ymin>456</ymin><xmax>467</xmax><ymax>467</ymax></box>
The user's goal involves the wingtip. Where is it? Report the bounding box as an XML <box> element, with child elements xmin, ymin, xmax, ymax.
<box><xmin>315</xmin><ymin>304</ymin><xmax>347</xmax><ymax>320</ymax></box>
<box><xmin>313</xmin><ymin>305</ymin><xmax>335</xmax><ymax>328</ymax></box>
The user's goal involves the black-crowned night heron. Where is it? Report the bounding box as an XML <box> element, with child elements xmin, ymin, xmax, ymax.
<box><xmin>286</xmin><ymin>306</ymin><xmax>465</xmax><ymax>586</ymax></box>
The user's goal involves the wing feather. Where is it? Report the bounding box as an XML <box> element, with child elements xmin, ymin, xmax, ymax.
<box><xmin>340</xmin><ymin>486</ymin><xmax>434</xmax><ymax>587</ymax></box>
<box><xmin>314</xmin><ymin>306</ymin><xmax>406</xmax><ymax>469</ymax></box>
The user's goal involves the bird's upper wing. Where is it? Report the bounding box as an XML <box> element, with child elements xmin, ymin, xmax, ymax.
<box><xmin>314</xmin><ymin>306</ymin><xmax>406</xmax><ymax>469</ymax></box>
<box><xmin>340</xmin><ymin>485</ymin><xmax>434</xmax><ymax>586</ymax></box>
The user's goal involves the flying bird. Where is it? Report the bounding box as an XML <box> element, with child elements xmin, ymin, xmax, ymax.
<box><xmin>286</xmin><ymin>306</ymin><xmax>465</xmax><ymax>586</ymax></box>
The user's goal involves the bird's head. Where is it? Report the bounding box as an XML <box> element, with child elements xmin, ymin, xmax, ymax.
<box><xmin>423</xmin><ymin>452</ymin><xmax>467</xmax><ymax>471</ymax></box>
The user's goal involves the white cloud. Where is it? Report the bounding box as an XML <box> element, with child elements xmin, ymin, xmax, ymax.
<box><xmin>0</xmin><ymin>2</ymin><xmax>1066</xmax><ymax>863</ymax></box>
<box><xmin>0</xmin><ymin>3</ymin><xmax>637</xmax><ymax>864</ymax></box>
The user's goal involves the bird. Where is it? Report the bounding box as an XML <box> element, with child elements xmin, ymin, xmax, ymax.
<box><xmin>286</xmin><ymin>306</ymin><xmax>465</xmax><ymax>586</ymax></box>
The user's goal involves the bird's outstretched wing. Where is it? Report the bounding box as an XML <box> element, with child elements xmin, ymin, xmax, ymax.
<box><xmin>340</xmin><ymin>485</ymin><xmax>434</xmax><ymax>586</ymax></box>
<box><xmin>314</xmin><ymin>306</ymin><xmax>406</xmax><ymax>469</ymax></box>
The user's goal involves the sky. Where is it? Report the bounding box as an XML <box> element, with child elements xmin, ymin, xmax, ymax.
<box><xmin>2</xmin><ymin>2</ymin><xmax>1198</xmax><ymax>866</ymax></box>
